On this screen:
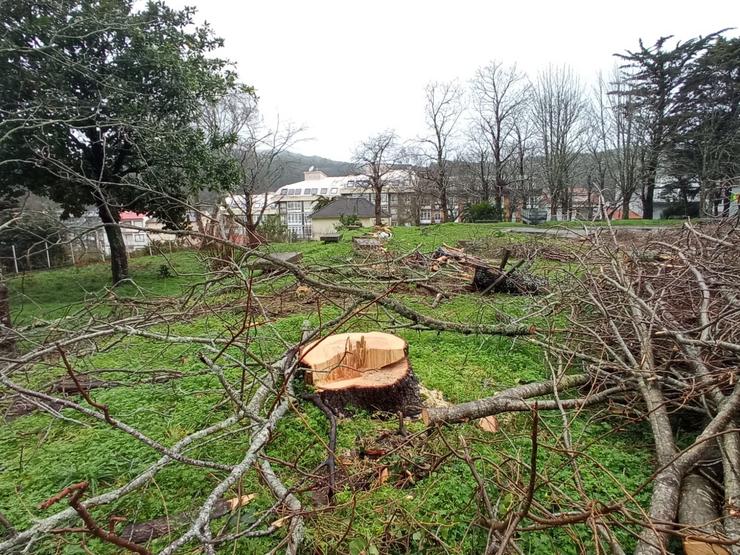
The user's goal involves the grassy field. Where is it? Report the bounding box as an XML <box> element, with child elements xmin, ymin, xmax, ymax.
<box><xmin>1</xmin><ymin>224</ymin><xmax>655</xmax><ymax>554</ymax></box>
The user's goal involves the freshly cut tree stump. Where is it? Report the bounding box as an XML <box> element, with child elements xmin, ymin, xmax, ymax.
<box><xmin>299</xmin><ymin>332</ymin><xmax>421</xmax><ymax>416</ymax></box>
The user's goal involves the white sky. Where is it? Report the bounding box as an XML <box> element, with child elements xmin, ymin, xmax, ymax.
<box><xmin>166</xmin><ymin>0</ymin><xmax>738</xmax><ymax>161</ymax></box>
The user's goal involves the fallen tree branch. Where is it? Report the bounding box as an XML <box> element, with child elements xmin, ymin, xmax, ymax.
<box><xmin>422</xmin><ymin>373</ymin><xmax>596</xmax><ymax>425</ymax></box>
<box><xmin>301</xmin><ymin>393</ymin><xmax>337</xmax><ymax>500</ymax></box>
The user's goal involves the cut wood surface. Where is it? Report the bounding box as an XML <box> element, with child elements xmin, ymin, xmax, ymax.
<box><xmin>299</xmin><ymin>332</ymin><xmax>420</xmax><ymax>415</ymax></box>
<box><xmin>300</xmin><ymin>332</ymin><xmax>407</xmax><ymax>387</ymax></box>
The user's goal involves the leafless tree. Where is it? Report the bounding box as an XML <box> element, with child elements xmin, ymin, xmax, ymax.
<box><xmin>418</xmin><ymin>81</ymin><xmax>464</xmax><ymax>222</ymax></box>
<box><xmin>459</xmin><ymin>129</ymin><xmax>494</xmax><ymax>203</ymax></box>
<box><xmin>353</xmin><ymin>130</ymin><xmax>404</xmax><ymax>225</ymax></box>
<box><xmin>471</xmin><ymin>61</ymin><xmax>531</xmax><ymax>218</ymax></box>
<box><xmin>531</xmin><ymin>65</ymin><xmax>587</xmax><ymax>220</ymax></box>
<box><xmin>510</xmin><ymin>118</ymin><xmax>538</xmax><ymax>216</ymax></box>
<box><xmin>587</xmin><ymin>70</ymin><xmax>644</xmax><ymax>219</ymax></box>
<box><xmin>201</xmin><ymin>93</ymin><xmax>304</xmax><ymax>244</ymax></box>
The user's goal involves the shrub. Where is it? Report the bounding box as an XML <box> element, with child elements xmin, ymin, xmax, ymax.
<box><xmin>257</xmin><ymin>214</ymin><xmax>289</xmax><ymax>243</ymax></box>
<box><xmin>336</xmin><ymin>214</ymin><xmax>360</xmax><ymax>231</ymax></box>
<box><xmin>662</xmin><ymin>201</ymin><xmax>699</xmax><ymax>219</ymax></box>
<box><xmin>462</xmin><ymin>202</ymin><xmax>502</xmax><ymax>223</ymax></box>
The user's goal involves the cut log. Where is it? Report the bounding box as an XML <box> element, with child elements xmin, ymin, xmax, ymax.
<box><xmin>433</xmin><ymin>246</ymin><xmax>545</xmax><ymax>295</ymax></box>
<box><xmin>299</xmin><ymin>332</ymin><xmax>420</xmax><ymax>416</ymax></box>
<box><xmin>352</xmin><ymin>237</ymin><xmax>382</xmax><ymax>250</ymax></box>
<box><xmin>250</xmin><ymin>252</ymin><xmax>303</xmax><ymax>272</ymax></box>
<box><xmin>679</xmin><ymin>471</ymin><xmax>729</xmax><ymax>555</ymax></box>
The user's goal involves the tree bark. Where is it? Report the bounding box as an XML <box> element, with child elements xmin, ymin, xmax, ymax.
<box><xmin>374</xmin><ymin>185</ymin><xmax>383</xmax><ymax>226</ymax></box>
<box><xmin>641</xmin><ymin>159</ymin><xmax>657</xmax><ymax>220</ymax></box>
<box><xmin>422</xmin><ymin>374</ymin><xmax>592</xmax><ymax>424</ymax></box>
<box><xmin>0</xmin><ymin>281</ymin><xmax>15</xmax><ymax>356</ymax></box>
<box><xmin>550</xmin><ymin>191</ymin><xmax>559</xmax><ymax>220</ymax></box>
<box><xmin>678</xmin><ymin>471</ymin><xmax>727</xmax><ymax>555</ymax></box>
<box><xmin>621</xmin><ymin>195</ymin><xmax>631</xmax><ymax>220</ymax></box>
<box><xmin>439</xmin><ymin>188</ymin><xmax>450</xmax><ymax>223</ymax></box>
<box><xmin>97</xmin><ymin>203</ymin><xmax>129</xmax><ymax>284</ymax></box>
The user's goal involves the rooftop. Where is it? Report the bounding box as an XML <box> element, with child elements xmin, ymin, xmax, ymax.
<box><xmin>311</xmin><ymin>197</ymin><xmax>386</xmax><ymax>219</ymax></box>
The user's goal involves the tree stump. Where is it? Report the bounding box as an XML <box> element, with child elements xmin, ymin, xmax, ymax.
<box><xmin>299</xmin><ymin>332</ymin><xmax>421</xmax><ymax>416</ymax></box>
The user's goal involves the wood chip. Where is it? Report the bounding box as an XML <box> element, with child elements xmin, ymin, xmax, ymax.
<box><xmin>478</xmin><ymin>416</ymin><xmax>499</xmax><ymax>433</ymax></box>
<box><xmin>227</xmin><ymin>493</ymin><xmax>256</xmax><ymax>511</ymax></box>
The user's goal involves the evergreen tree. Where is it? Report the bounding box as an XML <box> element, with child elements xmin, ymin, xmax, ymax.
<box><xmin>0</xmin><ymin>0</ymin><xmax>243</xmax><ymax>283</ymax></box>
<box><xmin>668</xmin><ymin>36</ymin><xmax>740</xmax><ymax>215</ymax></box>
<box><xmin>615</xmin><ymin>32</ymin><xmax>722</xmax><ymax>218</ymax></box>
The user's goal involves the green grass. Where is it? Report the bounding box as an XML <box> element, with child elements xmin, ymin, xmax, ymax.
<box><xmin>1</xmin><ymin>225</ymin><xmax>654</xmax><ymax>554</ymax></box>
<box><xmin>537</xmin><ymin>217</ymin><xmax>682</xmax><ymax>228</ymax></box>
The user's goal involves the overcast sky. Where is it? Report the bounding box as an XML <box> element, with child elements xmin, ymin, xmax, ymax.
<box><xmin>166</xmin><ymin>0</ymin><xmax>738</xmax><ymax>161</ymax></box>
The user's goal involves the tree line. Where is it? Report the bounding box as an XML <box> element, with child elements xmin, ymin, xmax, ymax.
<box><xmin>357</xmin><ymin>31</ymin><xmax>739</xmax><ymax>223</ymax></box>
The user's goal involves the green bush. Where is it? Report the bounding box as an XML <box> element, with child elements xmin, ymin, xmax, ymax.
<box><xmin>336</xmin><ymin>214</ymin><xmax>360</xmax><ymax>231</ymax></box>
<box><xmin>257</xmin><ymin>214</ymin><xmax>290</xmax><ymax>243</ymax></box>
<box><xmin>462</xmin><ymin>201</ymin><xmax>502</xmax><ymax>223</ymax></box>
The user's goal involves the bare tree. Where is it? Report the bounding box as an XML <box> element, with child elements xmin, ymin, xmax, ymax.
<box><xmin>353</xmin><ymin>131</ymin><xmax>403</xmax><ymax>225</ymax></box>
<box><xmin>471</xmin><ymin>61</ymin><xmax>531</xmax><ymax>218</ymax></box>
<box><xmin>587</xmin><ymin>70</ymin><xmax>644</xmax><ymax>219</ymax></box>
<box><xmin>531</xmin><ymin>66</ymin><xmax>587</xmax><ymax>220</ymax></box>
<box><xmin>460</xmin><ymin>129</ymin><xmax>494</xmax><ymax>203</ymax></box>
<box><xmin>510</xmin><ymin>118</ymin><xmax>537</xmax><ymax>216</ymax></box>
<box><xmin>418</xmin><ymin>81</ymin><xmax>464</xmax><ymax>222</ymax></box>
<box><xmin>202</xmin><ymin>93</ymin><xmax>303</xmax><ymax>244</ymax></box>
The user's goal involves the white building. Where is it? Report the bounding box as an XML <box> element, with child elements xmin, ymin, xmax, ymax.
<box><xmin>225</xmin><ymin>167</ymin><xmax>451</xmax><ymax>239</ymax></box>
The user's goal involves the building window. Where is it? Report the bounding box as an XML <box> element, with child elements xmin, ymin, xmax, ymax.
<box><xmin>320</xmin><ymin>188</ymin><xmax>327</xmax><ymax>194</ymax></box>
<box><xmin>302</xmin><ymin>188</ymin><xmax>310</xmax><ymax>195</ymax></box>
<box><xmin>135</xmin><ymin>234</ymin><xmax>145</xmax><ymax>243</ymax></box>
<box><xmin>287</xmin><ymin>201</ymin><xmax>302</xmax><ymax>211</ymax></box>
<box><xmin>287</xmin><ymin>213</ymin><xmax>302</xmax><ymax>224</ymax></box>
<box><xmin>330</xmin><ymin>188</ymin><xmax>338</xmax><ymax>194</ymax></box>
<box><xmin>310</xmin><ymin>188</ymin><xmax>318</xmax><ymax>195</ymax></box>
<box><xmin>421</xmin><ymin>209</ymin><xmax>431</xmax><ymax>221</ymax></box>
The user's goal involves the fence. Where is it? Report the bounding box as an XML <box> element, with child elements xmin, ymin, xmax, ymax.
<box><xmin>0</xmin><ymin>239</ymin><xmax>180</xmax><ymax>275</ymax></box>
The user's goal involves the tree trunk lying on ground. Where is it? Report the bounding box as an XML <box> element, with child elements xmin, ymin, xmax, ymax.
<box><xmin>679</xmin><ymin>470</ymin><xmax>729</xmax><ymax>555</ymax></box>
<box><xmin>421</xmin><ymin>374</ymin><xmax>596</xmax><ymax>425</ymax></box>
<box><xmin>433</xmin><ymin>246</ymin><xmax>545</xmax><ymax>294</ymax></box>
<box><xmin>3</xmin><ymin>370</ymin><xmax>184</xmax><ymax>420</ymax></box>
<box><xmin>119</xmin><ymin>495</ymin><xmax>255</xmax><ymax>544</ymax></box>
<box><xmin>299</xmin><ymin>332</ymin><xmax>421</xmax><ymax>416</ymax></box>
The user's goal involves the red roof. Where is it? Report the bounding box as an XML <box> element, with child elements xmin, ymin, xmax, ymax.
<box><xmin>610</xmin><ymin>208</ymin><xmax>642</xmax><ymax>220</ymax></box>
<box><xmin>119</xmin><ymin>211</ymin><xmax>146</xmax><ymax>220</ymax></box>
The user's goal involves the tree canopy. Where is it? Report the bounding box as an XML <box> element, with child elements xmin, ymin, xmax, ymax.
<box><xmin>0</xmin><ymin>0</ymin><xmax>244</xmax><ymax>282</ymax></box>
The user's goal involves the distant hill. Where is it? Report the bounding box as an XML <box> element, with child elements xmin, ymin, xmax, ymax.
<box><xmin>272</xmin><ymin>152</ymin><xmax>355</xmax><ymax>190</ymax></box>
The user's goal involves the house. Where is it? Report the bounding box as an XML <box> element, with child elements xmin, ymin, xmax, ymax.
<box><xmin>310</xmin><ymin>197</ymin><xmax>388</xmax><ymax>238</ymax></box>
<box><xmin>266</xmin><ymin>167</ymin><xmax>449</xmax><ymax>237</ymax></box>
<box><xmin>65</xmin><ymin>210</ymin><xmax>175</xmax><ymax>256</ymax></box>
<box><xmin>119</xmin><ymin>211</ymin><xmax>149</xmax><ymax>251</ymax></box>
